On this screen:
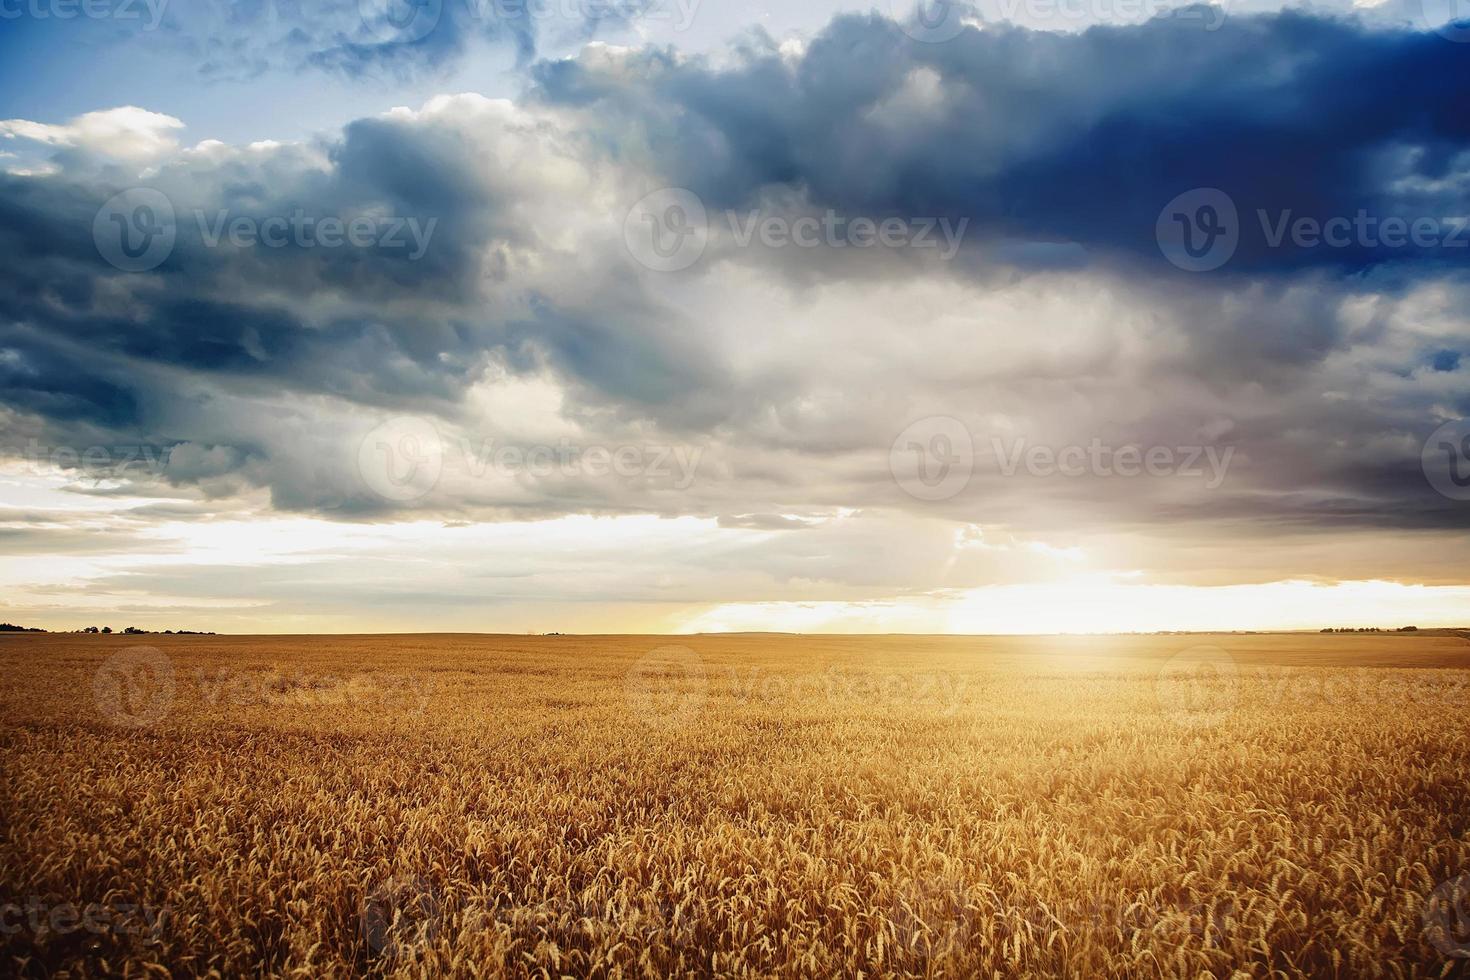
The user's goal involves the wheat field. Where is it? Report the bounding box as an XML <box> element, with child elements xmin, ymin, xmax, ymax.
<box><xmin>3</xmin><ymin>631</ymin><xmax>1470</xmax><ymax>977</ymax></box>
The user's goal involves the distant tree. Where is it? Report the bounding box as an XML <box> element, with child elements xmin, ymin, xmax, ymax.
<box><xmin>101</xmin><ymin>626</ymin><xmax>112</xmax><ymax>634</ymax></box>
<box><xmin>124</xmin><ymin>627</ymin><xmax>147</xmax><ymax>635</ymax></box>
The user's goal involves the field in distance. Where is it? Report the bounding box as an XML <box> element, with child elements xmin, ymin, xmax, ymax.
<box><xmin>3</xmin><ymin>631</ymin><xmax>1470</xmax><ymax>977</ymax></box>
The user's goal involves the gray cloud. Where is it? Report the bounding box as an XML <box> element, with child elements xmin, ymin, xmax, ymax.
<box><xmin>0</xmin><ymin>9</ymin><xmax>1466</xmax><ymax>563</ymax></box>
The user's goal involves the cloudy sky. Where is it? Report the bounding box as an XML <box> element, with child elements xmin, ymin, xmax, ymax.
<box><xmin>1</xmin><ymin>0</ymin><xmax>1468</xmax><ymax>634</ymax></box>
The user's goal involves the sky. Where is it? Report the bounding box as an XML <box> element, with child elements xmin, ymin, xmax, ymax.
<box><xmin>1</xmin><ymin>0</ymin><xmax>1468</xmax><ymax>634</ymax></box>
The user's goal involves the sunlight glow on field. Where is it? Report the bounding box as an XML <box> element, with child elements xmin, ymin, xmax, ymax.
<box><xmin>684</xmin><ymin>579</ymin><xmax>1470</xmax><ymax>634</ymax></box>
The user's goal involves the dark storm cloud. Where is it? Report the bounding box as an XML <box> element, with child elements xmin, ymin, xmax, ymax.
<box><xmin>0</xmin><ymin>162</ymin><xmax>483</xmax><ymax>416</ymax></box>
<box><xmin>0</xmin><ymin>9</ymin><xmax>1466</xmax><ymax>540</ymax></box>
<box><xmin>0</xmin><ymin>329</ymin><xmax>141</xmax><ymax>428</ymax></box>
<box><xmin>533</xmin><ymin>9</ymin><xmax>1470</xmax><ymax>277</ymax></box>
<box><xmin>0</xmin><ymin>90</ymin><xmax>746</xmax><ymax>514</ymax></box>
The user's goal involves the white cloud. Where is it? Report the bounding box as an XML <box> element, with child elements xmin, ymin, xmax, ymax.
<box><xmin>0</xmin><ymin>106</ymin><xmax>185</xmax><ymax>165</ymax></box>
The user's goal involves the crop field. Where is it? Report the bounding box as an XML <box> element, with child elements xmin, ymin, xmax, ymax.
<box><xmin>3</xmin><ymin>631</ymin><xmax>1470</xmax><ymax>977</ymax></box>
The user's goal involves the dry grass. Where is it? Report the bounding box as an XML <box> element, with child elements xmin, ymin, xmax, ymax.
<box><xmin>3</xmin><ymin>631</ymin><xmax>1470</xmax><ymax>977</ymax></box>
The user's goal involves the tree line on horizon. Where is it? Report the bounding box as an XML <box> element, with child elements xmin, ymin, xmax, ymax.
<box><xmin>1319</xmin><ymin>626</ymin><xmax>1420</xmax><ymax>633</ymax></box>
<box><xmin>0</xmin><ymin>623</ymin><xmax>216</xmax><ymax>635</ymax></box>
